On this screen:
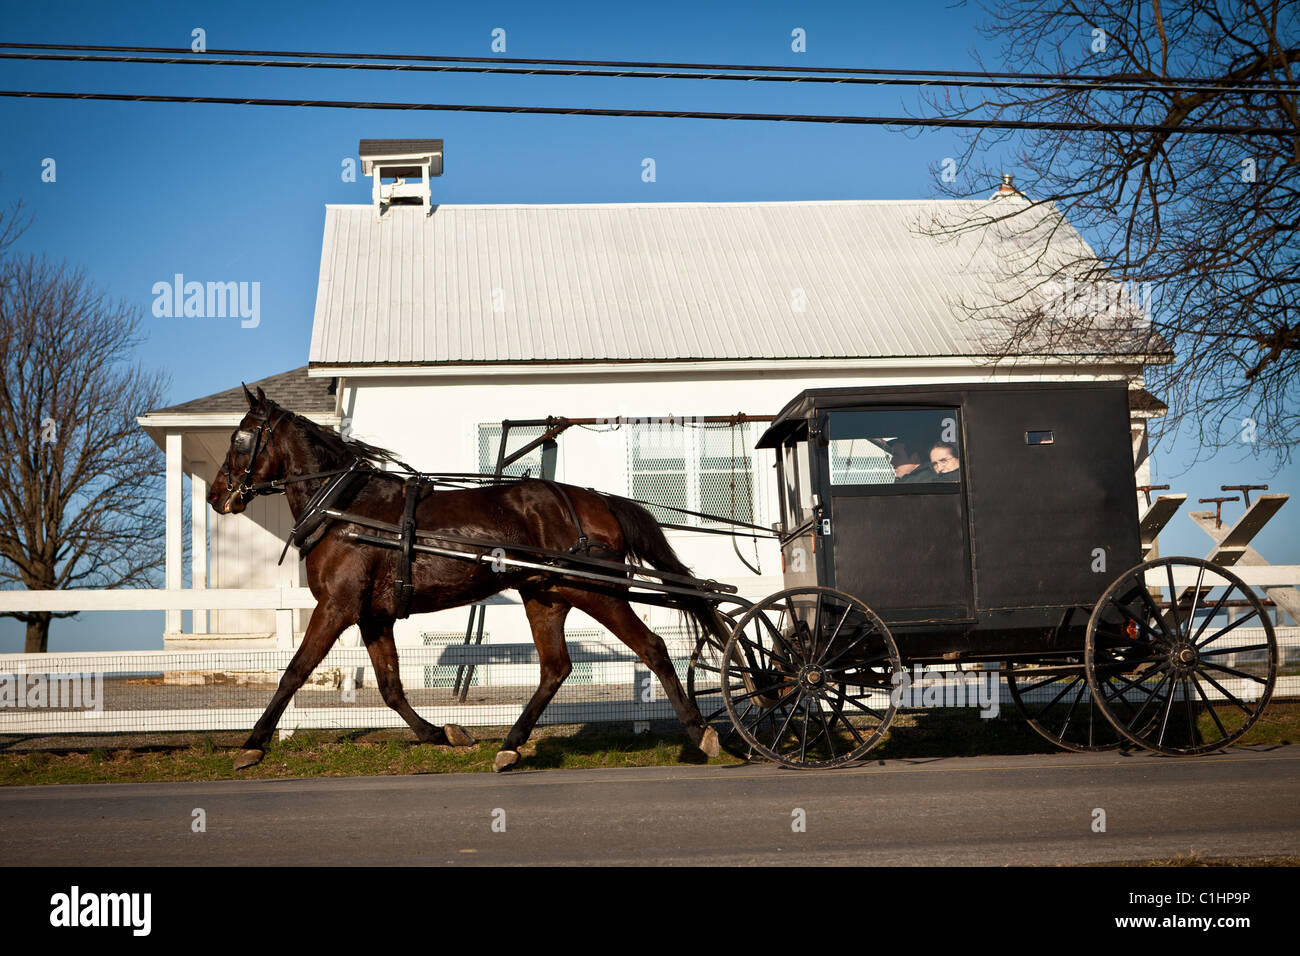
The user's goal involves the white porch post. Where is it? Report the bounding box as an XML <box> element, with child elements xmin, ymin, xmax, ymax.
<box><xmin>191</xmin><ymin>463</ymin><xmax>208</xmax><ymax>634</ymax></box>
<box><xmin>165</xmin><ymin>432</ymin><xmax>183</xmax><ymax>634</ymax></box>
<box><xmin>277</xmin><ymin>509</ymin><xmax>299</xmax><ymax>649</ymax></box>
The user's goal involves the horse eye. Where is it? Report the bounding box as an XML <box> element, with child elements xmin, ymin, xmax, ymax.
<box><xmin>233</xmin><ymin>430</ymin><xmax>253</xmax><ymax>453</ymax></box>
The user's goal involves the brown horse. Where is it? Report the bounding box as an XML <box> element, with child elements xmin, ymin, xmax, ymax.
<box><xmin>208</xmin><ymin>386</ymin><xmax>726</xmax><ymax>771</ymax></box>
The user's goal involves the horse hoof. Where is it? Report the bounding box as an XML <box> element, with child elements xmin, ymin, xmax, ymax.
<box><xmin>443</xmin><ymin>723</ymin><xmax>477</xmax><ymax>747</ymax></box>
<box><xmin>699</xmin><ymin>727</ymin><xmax>720</xmax><ymax>759</ymax></box>
<box><xmin>233</xmin><ymin>749</ymin><xmax>264</xmax><ymax>770</ymax></box>
<box><xmin>493</xmin><ymin>750</ymin><xmax>520</xmax><ymax>773</ymax></box>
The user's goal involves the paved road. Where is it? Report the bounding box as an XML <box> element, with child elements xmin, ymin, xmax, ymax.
<box><xmin>2</xmin><ymin>749</ymin><xmax>1297</xmax><ymax>866</ymax></box>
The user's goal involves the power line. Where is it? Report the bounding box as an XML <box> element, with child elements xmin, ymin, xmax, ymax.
<box><xmin>5</xmin><ymin>49</ymin><xmax>1294</xmax><ymax>98</ymax></box>
<box><xmin>2</xmin><ymin>41</ymin><xmax>1296</xmax><ymax>91</ymax></box>
<box><xmin>2</xmin><ymin>48</ymin><xmax>1297</xmax><ymax>97</ymax></box>
<box><xmin>1</xmin><ymin>88</ymin><xmax>1292</xmax><ymax>135</ymax></box>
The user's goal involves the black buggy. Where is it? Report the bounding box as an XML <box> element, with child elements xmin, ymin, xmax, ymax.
<box><xmin>685</xmin><ymin>381</ymin><xmax>1279</xmax><ymax>769</ymax></box>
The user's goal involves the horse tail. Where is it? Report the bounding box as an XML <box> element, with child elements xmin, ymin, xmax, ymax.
<box><xmin>602</xmin><ymin>493</ymin><xmax>733</xmax><ymax>648</ymax></box>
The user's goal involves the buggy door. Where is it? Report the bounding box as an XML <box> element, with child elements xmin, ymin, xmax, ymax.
<box><xmin>820</xmin><ymin>407</ymin><xmax>973</xmax><ymax>622</ymax></box>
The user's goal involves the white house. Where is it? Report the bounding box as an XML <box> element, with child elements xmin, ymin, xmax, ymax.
<box><xmin>138</xmin><ymin>141</ymin><xmax>1167</xmax><ymax>657</ymax></box>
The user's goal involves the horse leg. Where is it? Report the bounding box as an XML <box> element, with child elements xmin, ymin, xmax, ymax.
<box><xmin>494</xmin><ymin>590</ymin><xmax>572</xmax><ymax>772</ymax></box>
<box><xmin>359</xmin><ymin>616</ymin><xmax>477</xmax><ymax>747</ymax></box>
<box><xmin>234</xmin><ymin>601</ymin><xmax>351</xmax><ymax>769</ymax></box>
<box><xmin>555</xmin><ymin>588</ymin><xmax>719</xmax><ymax>758</ymax></box>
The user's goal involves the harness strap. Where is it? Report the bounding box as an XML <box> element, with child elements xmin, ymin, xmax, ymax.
<box><xmin>394</xmin><ymin>477</ymin><xmax>421</xmax><ymax>619</ymax></box>
<box><xmin>540</xmin><ymin>479</ymin><xmax>590</xmax><ymax>554</ymax></box>
<box><xmin>276</xmin><ymin>461</ymin><xmax>369</xmax><ymax>566</ymax></box>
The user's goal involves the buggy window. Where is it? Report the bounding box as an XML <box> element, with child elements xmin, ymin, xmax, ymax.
<box><xmin>827</xmin><ymin>409</ymin><xmax>963</xmax><ymax>487</ymax></box>
<box><xmin>782</xmin><ymin>437</ymin><xmax>815</xmax><ymax>523</ymax></box>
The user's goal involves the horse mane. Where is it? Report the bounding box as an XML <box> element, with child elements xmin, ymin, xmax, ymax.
<box><xmin>269</xmin><ymin>401</ymin><xmax>409</xmax><ymax>470</ymax></box>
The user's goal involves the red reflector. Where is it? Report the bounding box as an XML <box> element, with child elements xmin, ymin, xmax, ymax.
<box><xmin>1125</xmin><ymin>620</ymin><xmax>1139</xmax><ymax>640</ymax></box>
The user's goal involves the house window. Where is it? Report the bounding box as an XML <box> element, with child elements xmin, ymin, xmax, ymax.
<box><xmin>627</xmin><ymin>421</ymin><xmax>757</xmax><ymax>527</ymax></box>
<box><xmin>477</xmin><ymin>424</ymin><xmax>548</xmax><ymax>478</ymax></box>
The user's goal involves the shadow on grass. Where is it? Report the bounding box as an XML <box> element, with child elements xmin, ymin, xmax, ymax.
<box><xmin>524</xmin><ymin>723</ymin><xmax>714</xmax><ymax>770</ymax></box>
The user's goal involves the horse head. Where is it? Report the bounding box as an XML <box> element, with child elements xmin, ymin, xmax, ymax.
<box><xmin>207</xmin><ymin>384</ymin><xmax>294</xmax><ymax>515</ymax></box>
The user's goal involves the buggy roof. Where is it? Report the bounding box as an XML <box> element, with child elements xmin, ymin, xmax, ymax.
<box><xmin>755</xmin><ymin>380</ymin><xmax>1132</xmax><ymax>448</ymax></box>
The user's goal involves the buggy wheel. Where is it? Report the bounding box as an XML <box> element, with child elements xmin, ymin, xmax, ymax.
<box><xmin>686</xmin><ymin>597</ymin><xmax>764</xmax><ymax>759</ymax></box>
<box><xmin>1005</xmin><ymin>659</ymin><xmax>1125</xmax><ymax>752</ymax></box>
<box><xmin>720</xmin><ymin>586</ymin><xmax>900</xmax><ymax>769</ymax></box>
<box><xmin>1085</xmin><ymin>557</ymin><xmax>1277</xmax><ymax>755</ymax></box>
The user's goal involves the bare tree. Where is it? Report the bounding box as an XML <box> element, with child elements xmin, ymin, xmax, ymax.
<box><xmin>0</xmin><ymin>251</ymin><xmax>170</xmax><ymax>652</ymax></box>
<box><xmin>920</xmin><ymin>0</ymin><xmax>1298</xmax><ymax>464</ymax></box>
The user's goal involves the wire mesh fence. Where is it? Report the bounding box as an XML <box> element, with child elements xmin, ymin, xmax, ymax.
<box><xmin>1</xmin><ymin>626</ymin><xmax>1294</xmax><ymax>741</ymax></box>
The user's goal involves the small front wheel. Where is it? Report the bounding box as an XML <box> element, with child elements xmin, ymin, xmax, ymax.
<box><xmin>720</xmin><ymin>586</ymin><xmax>900</xmax><ymax>769</ymax></box>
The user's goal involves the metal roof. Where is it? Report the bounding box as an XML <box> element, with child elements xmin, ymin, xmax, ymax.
<box><xmin>308</xmin><ymin>199</ymin><xmax>1149</xmax><ymax>367</ymax></box>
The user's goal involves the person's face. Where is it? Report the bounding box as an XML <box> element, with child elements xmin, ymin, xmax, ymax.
<box><xmin>891</xmin><ymin>443</ymin><xmax>920</xmax><ymax>476</ymax></box>
<box><xmin>930</xmin><ymin>448</ymin><xmax>959</xmax><ymax>474</ymax></box>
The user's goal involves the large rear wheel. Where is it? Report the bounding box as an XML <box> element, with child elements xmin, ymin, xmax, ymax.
<box><xmin>1085</xmin><ymin>557</ymin><xmax>1277</xmax><ymax>755</ymax></box>
<box><xmin>1005</xmin><ymin>658</ymin><xmax>1125</xmax><ymax>752</ymax></box>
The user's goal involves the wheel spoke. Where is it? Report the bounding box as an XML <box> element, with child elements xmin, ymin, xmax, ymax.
<box><xmin>1134</xmin><ymin>582</ymin><xmax>1176</xmax><ymax>643</ymax></box>
<box><xmin>1155</xmin><ymin>670</ymin><xmax>1181</xmax><ymax>748</ymax></box>
<box><xmin>1196</xmin><ymin>608</ymin><xmax>1260</xmax><ymax>649</ymax></box>
<box><xmin>1200</xmin><ymin>661</ymin><xmax>1270</xmax><ymax>684</ymax></box>
<box><xmin>768</xmin><ymin>695</ymin><xmax>802</xmax><ymax>751</ymax></box>
<box><xmin>1199</xmin><ymin>643</ymin><xmax>1271</xmax><ymax>658</ymax></box>
<box><xmin>1055</xmin><ymin>678</ymin><xmax>1088</xmax><ymax>738</ymax></box>
<box><xmin>1193</xmin><ymin>667</ymin><xmax>1257</xmax><ymax>716</ymax></box>
<box><xmin>1122</xmin><ymin>668</ymin><xmax>1174</xmax><ymax>731</ymax></box>
<box><xmin>1190</xmin><ymin>674</ymin><xmax>1230</xmax><ymax>740</ymax></box>
<box><xmin>1189</xmin><ymin>582</ymin><xmax>1236</xmax><ymax>645</ymax></box>
<box><xmin>727</xmin><ymin>680</ymin><xmax>797</xmax><ymax>706</ymax></box>
<box><xmin>814</xmin><ymin>604</ymin><xmax>854</xmax><ymax>667</ymax></box>
<box><xmin>1165</xmin><ymin>563</ymin><xmax>1182</xmax><ymax>635</ymax></box>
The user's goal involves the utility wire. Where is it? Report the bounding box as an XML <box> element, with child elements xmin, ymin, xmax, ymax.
<box><xmin>1</xmin><ymin>88</ymin><xmax>1291</xmax><ymax>135</ymax></box>
<box><xmin>2</xmin><ymin>41</ymin><xmax>1296</xmax><ymax>92</ymax></box>
<box><xmin>2</xmin><ymin>48</ymin><xmax>1297</xmax><ymax>96</ymax></box>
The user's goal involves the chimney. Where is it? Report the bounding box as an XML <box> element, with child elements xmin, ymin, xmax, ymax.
<box><xmin>359</xmin><ymin>139</ymin><xmax>444</xmax><ymax>219</ymax></box>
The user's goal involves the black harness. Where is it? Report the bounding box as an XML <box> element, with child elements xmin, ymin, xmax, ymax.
<box><xmin>225</xmin><ymin>413</ymin><xmax>627</xmax><ymax>618</ymax></box>
<box><xmin>394</xmin><ymin>476</ymin><xmax>423</xmax><ymax>619</ymax></box>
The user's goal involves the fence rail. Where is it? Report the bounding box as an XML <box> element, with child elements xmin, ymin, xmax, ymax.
<box><xmin>1</xmin><ymin>627</ymin><xmax>1295</xmax><ymax>738</ymax></box>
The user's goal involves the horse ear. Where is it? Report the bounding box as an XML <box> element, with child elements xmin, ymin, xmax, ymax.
<box><xmin>242</xmin><ymin>383</ymin><xmax>257</xmax><ymax>408</ymax></box>
<box><xmin>256</xmin><ymin>386</ymin><xmax>267</xmax><ymax>403</ymax></box>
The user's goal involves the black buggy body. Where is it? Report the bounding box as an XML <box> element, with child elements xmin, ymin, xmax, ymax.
<box><xmin>685</xmin><ymin>380</ymin><xmax>1276</xmax><ymax>767</ymax></box>
<box><xmin>758</xmin><ymin>381</ymin><xmax>1142</xmax><ymax>661</ymax></box>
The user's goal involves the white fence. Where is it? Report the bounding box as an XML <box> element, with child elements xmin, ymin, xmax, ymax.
<box><xmin>1</xmin><ymin>580</ymin><xmax>1297</xmax><ymax>738</ymax></box>
<box><xmin>0</xmin><ymin>626</ymin><xmax>1294</xmax><ymax>738</ymax></box>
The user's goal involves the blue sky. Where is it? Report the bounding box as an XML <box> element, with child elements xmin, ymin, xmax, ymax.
<box><xmin>1</xmin><ymin>0</ymin><xmax>1296</xmax><ymax>650</ymax></box>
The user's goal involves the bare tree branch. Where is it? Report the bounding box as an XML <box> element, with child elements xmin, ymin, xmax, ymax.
<box><xmin>918</xmin><ymin>0</ymin><xmax>1299</xmax><ymax>467</ymax></box>
<box><xmin>0</xmin><ymin>245</ymin><xmax>171</xmax><ymax>651</ymax></box>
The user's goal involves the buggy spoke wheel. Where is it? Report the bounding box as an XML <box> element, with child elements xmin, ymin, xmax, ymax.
<box><xmin>1005</xmin><ymin>658</ymin><xmax>1125</xmax><ymax>752</ymax></box>
<box><xmin>1085</xmin><ymin>557</ymin><xmax>1277</xmax><ymax>755</ymax></box>
<box><xmin>720</xmin><ymin>586</ymin><xmax>900</xmax><ymax>769</ymax></box>
<box><xmin>688</xmin><ymin>597</ymin><xmax>789</xmax><ymax>760</ymax></box>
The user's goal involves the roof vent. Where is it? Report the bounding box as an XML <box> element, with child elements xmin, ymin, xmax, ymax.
<box><xmin>991</xmin><ymin>172</ymin><xmax>1023</xmax><ymax>200</ymax></box>
<box><xmin>359</xmin><ymin>139</ymin><xmax>443</xmax><ymax>219</ymax></box>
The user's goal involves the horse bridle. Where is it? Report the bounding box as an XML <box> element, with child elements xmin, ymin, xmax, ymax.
<box><xmin>223</xmin><ymin>406</ymin><xmax>291</xmax><ymax>501</ymax></box>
